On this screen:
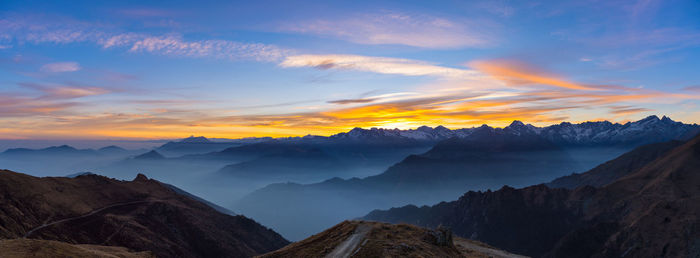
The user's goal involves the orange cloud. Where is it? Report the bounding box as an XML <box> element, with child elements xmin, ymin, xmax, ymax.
<box><xmin>470</xmin><ymin>60</ymin><xmax>598</xmax><ymax>90</ymax></box>
<box><xmin>3</xmin><ymin>57</ymin><xmax>698</xmax><ymax>140</ymax></box>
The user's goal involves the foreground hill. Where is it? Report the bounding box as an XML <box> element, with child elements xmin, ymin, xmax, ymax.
<box><xmin>0</xmin><ymin>170</ymin><xmax>289</xmax><ymax>258</ymax></box>
<box><xmin>364</xmin><ymin>133</ymin><xmax>700</xmax><ymax>257</ymax></box>
<box><xmin>0</xmin><ymin>239</ymin><xmax>153</xmax><ymax>258</ymax></box>
<box><xmin>258</xmin><ymin>220</ymin><xmax>526</xmax><ymax>258</ymax></box>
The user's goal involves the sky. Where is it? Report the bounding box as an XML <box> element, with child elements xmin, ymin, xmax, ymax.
<box><xmin>1</xmin><ymin>0</ymin><xmax>699</xmax><ymax>140</ymax></box>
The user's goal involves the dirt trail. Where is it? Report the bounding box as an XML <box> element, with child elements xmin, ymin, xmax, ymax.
<box><xmin>23</xmin><ymin>200</ymin><xmax>152</xmax><ymax>238</ymax></box>
<box><xmin>454</xmin><ymin>238</ymin><xmax>529</xmax><ymax>258</ymax></box>
<box><xmin>324</xmin><ymin>223</ymin><xmax>371</xmax><ymax>258</ymax></box>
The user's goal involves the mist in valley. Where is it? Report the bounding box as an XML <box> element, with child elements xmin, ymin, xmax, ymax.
<box><xmin>0</xmin><ymin>137</ymin><xmax>631</xmax><ymax>241</ymax></box>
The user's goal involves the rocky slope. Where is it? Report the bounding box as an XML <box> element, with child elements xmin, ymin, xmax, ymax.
<box><xmin>364</xmin><ymin>133</ymin><xmax>700</xmax><ymax>257</ymax></box>
<box><xmin>0</xmin><ymin>170</ymin><xmax>289</xmax><ymax>258</ymax></box>
<box><xmin>258</xmin><ymin>221</ymin><xmax>525</xmax><ymax>258</ymax></box>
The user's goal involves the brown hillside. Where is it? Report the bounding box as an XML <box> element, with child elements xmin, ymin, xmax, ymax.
<box><xmin>0</xmin><ymin>170</ymin><xmax>289</xmax><ymax>258</ymax></box>
<box><xmin>0</xmin><ymin>239</ymin><xmax>153</xmax><ymax>258</ymax></box>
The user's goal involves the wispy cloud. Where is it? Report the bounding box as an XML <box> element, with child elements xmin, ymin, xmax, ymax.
<box><xmin>0</xmin><ymin>16</ymin><xmax>290</xmax><ymax>62</ymax></box>
<box><xmin>127</xmin><ymin>35</ymin><xmax>288</xmax><ymax>61</ymax></box>
<box><xmin>18</xmin><ymin>82</ymin><xmax>111</xmax><ymax>100</ymax></box>
<box><xmin>281</xmin><ymin>54</ymin><xmax>482</xmax><ymax>80</ymax></box>
<box><xmin>682</xmin><ymin>85</ymin><xmax>700</xmax><ymax>92</ymax></box>
<box><xmin>608</xmin><ymin>105</ymin><xmax>651</xmax><ymax>115</ymax></box>
<box><xmin>281</xmin><ymin>12</ymin><xmax>495</xmax><ymax>49</ymax></box>
<box><xmin>40</xmin><ymin>62</ymin><xmax>81</xmax><ymax>73</ymax></box>
<box><xmin>327</xmin><ymin>98</ymin><xmax>376</xmax><ymax>104</ymax></box>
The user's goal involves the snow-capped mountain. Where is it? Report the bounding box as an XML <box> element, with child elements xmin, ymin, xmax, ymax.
<box><xmin>324</xmin><ymin>115</ymin><xmax>698</xmax><ymax>147</ymax></box>
<box><xmin>329</xmin><ymin>125</ymin><xmax>472</xmax><ymax>143</ymax></box>
<box><xmin>158</xmin><ymin>115</ymin><xmax>698</xmax><ymax>149</ymax></box>
<box><xmin>537</xmin><ymin>115</ymin><xmax>698</xmax><ymax>146</ymax></box>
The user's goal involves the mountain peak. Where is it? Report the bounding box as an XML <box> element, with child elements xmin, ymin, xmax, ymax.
<box><xmin>661</xmin><ymin>115</ymin><xmax>674</xmax><ymax>123</ymax></box>
<box><xmin>133</xmin><ymin>173</ymin><xmax>149</xmax><ymax>181</ymax></box>
<box><xmin>508</xmin><ymin>120</ymin><xmax>525</xmax><ymax>127</ymax></box>
<box><xmin>98</xmin><ymin>145</ymin><xmax>126</xmax><ymax>152</ymax></box>
<box><xmin>133</xmin><ymin>150</ymin><xmax>165</xmax><ymax>160</ymax></box>
<box><xmin>416</xmin><ymin>125</ymin><xmax>433</xmax><ymax>132</ymax></box>
<box><xmin>639</xmin><ymin>115</ymin><xmax>660</xmax><ymax>122</ymax></box>
<box><xmin>181</xmin><ymin>136</ymin><xmax>210</xmax><ymax>143</ymax></box>
<box><xmin>49</xmin><ymin>145</ymin><xmax>78</xmax><ymax>151</ymax></box>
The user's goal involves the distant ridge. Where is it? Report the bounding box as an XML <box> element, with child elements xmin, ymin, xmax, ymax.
<box><xmin>133</xmin><ymin>150</ymin><xmax>165</xmax><ymax>160</ymax></box>
<box><xmin>180</xmin><ymin>136</ymin><xmax>211</xmax><ymax>143</ymax></box>
<box><xmin>157</xmin><ymin>115</ymin><xmax>699</xmax><ymax>148</ymax></box>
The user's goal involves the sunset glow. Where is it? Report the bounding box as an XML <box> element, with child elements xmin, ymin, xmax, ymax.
<box><xmin>1</xmin><ymin>1</ymin><xmax>699</xmax><ymax>140</ymax></box>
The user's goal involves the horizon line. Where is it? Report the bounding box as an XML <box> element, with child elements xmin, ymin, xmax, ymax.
<box><xmin>1</xmin><ymin>114</ymin><xmax>694</xmax><ymax>142</ymax></box>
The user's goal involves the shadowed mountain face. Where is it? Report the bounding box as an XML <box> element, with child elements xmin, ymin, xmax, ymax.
<box><xmin>364</xmin><ymin>133</ymin><xmax>700</xmax><ymax>257</ymax></box>
<box><xmin>0</xmin><ymin>170</ymin><xmax>289</xmax><ymax>258</ymax></box>
<box><xmin>547</xmin><ymin>140</ymin><xmax>684</xmax><ymax>189</ymax></box>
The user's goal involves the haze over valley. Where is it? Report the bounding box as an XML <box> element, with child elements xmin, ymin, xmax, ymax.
<box><xmin>2</xmin><ymin>0</ymin><xmax>700</xmax><ymax>257</ymax></box>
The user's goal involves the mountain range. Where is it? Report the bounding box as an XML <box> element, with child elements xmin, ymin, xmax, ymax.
<box><xmin>1</xmin><ymin>115</ymin><xmax>698</xmax><ymax>242</ymax></box>
<box><xmin>363</xmin><ymin>132</ymin><xmax>700</xmax><ymax>257</ymax></box>
<box><xmin>0</xmin><ymin>115</ymin><xmax>698</xmax><ymax>257</ymax></box>
<box><xmin>233</xmin><ymin>116</ymin><xmax>699</xmax><ymax>240</ymax></box>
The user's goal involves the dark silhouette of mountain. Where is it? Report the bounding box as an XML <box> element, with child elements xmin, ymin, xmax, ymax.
<box><xmin>364</xmin><ymin>132</ymin><xmax>700</xmax><ymax>257</ymax></box>
<box><xmin>364</xmin><ymin>184</ymin><xmax>581</xmax><ymax>257</ymax></box>
<box><xmin>217</xmin><ymin>147</ymin><xmax>345</xmax><ymax>180</ymax></box>
<box><xmin>97</xmin><ymin>145</ymin><xmax>129</xmax><ymax>154</ymax></box>
<box><xmin>181</xmin><ymin>136</ymin><xmax>211</xmax><ymax>143</ymax></box>
<box><xmin>1</xmin><ymin>145</ymin><xmax>98</xmax><ymax>157</ymax></box>
<box><xmin>547</xmin><ymin>139</ymin><xmax>684</xmax><ymax>189</ymax></box>
<box><xmin>132</xmin><ymin>150</ymin><xmax>165</xmax><ymax>160</ymax></box>
<box><xmin>0</xmin><ymin>170</ymin><xmax>288</xmax><ymax>257</ymax></box>
<box><xmin>182</xmin><ymin>140</ymin><xmax>433</xmax><ymax>184</ymax></box>
<box><xmin>65</xmin><ymin>171</ymin><xmax>96</xmax><ymax>178</ymax></box>
<box><xmin>259</xmin><ymin>220</ymin><xmax>525</xmax><ymax>258</ymax></box>
<box><xmin>155</xmin><ymin>136</ymin><xmax>249</xmax><ymax>156</ymax></box>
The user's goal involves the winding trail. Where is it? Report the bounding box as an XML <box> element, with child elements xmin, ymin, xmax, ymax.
<box><xmin>454</xmin><ymin>238</ymin><xmax>529</xmax><ymax>258</ymax></box>
<box><xmin>325</xmin><ymin>223</ymin><xmax>371</xmax><ymax>258</ymax></box>
<box><xmin>23</xmin><ymin>200</ymin><xmax>153</xmax><ymax>239</ymax></box>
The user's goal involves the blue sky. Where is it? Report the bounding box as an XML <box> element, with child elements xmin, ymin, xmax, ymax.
<box><xmin>1</xmin><ymin>0</ymin><xmax>699</xmax><ymax>139</ymax></box>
